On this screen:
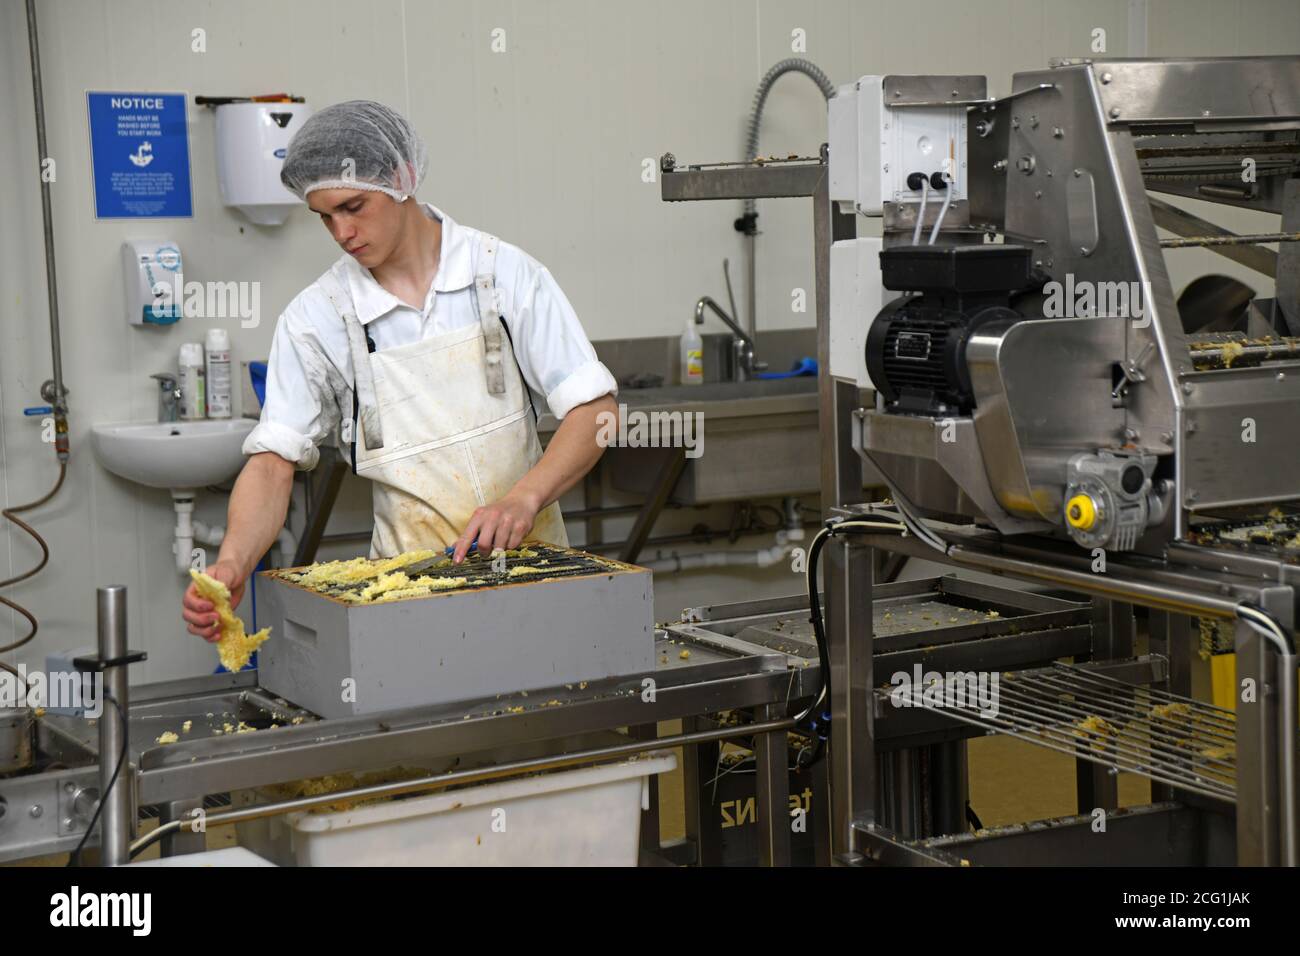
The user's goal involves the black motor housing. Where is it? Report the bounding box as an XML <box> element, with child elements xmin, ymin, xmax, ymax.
<box><xmin>866</xmin><ymin>245</ymin><xmax>1039</xmax><ymax>416</ymax></box>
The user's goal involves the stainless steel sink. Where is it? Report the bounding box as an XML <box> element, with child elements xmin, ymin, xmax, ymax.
<box><xmin>618</xmin><ymin>376</ymin><xmax>816</xmax><ymax>406</ymax></box>
<box><xmin>598</xmin><ymin>377</ymin><xmax>822</xmax><ymax>504</ymax></box>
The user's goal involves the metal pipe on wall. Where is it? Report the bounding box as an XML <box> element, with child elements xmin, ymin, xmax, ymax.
<box><xmin>25</xmin><ymin>0</ymin><xmax>69</xmax><ymax>431</ymax></box>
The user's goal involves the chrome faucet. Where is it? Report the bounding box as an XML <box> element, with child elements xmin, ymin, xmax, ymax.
<box><xmin>693</xmin><ymin>259</ymin><xmax>765</xmax><ymax>382</ymax></box>
<box><xmin>693</xmin><ymin>297</ymin><xmax>755</xmax><ymax>382</ymax></box>
<box><xmin>151</xmin><ymin>373</ymin><xmax>181</xmax><ymax>422</ymax></box>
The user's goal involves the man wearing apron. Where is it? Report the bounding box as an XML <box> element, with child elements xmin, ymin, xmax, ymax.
<box><xmin>182</xmin><ymin>101</ymin><xmax>618</xmax><ymax>642</ymax></box>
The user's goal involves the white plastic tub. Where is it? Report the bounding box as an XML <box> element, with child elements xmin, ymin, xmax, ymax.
<box><xmin>130</xmin><ymin>847</ymin><xmax>276</xmax><ymax>867</ymax></box>
<box><xmin>239</xmin><ymin>752</ymin><xmax>676</xmax><ymax>867</ymax></box>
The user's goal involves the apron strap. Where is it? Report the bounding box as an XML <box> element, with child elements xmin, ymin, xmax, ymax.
<box><xmin>472</xmin><ymin>233</ymin><xmax>507</xmax><ymax>395</ymax></box>
<box><xmin>319</xmin><ymin>271</ymin><xmax>385</xmax><ymax>451</ymax></box>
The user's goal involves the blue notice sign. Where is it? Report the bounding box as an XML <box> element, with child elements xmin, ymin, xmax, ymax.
<box><xmin>87</xmin><ymin>92</ymin><xmax>192</xmax><ymax>218</ymax></box>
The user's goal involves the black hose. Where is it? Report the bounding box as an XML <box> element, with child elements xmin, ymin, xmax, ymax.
<box><xmin>794</xmin><ymin>518</ymin><xmax>905</xmax><ymax>769</ymax></box>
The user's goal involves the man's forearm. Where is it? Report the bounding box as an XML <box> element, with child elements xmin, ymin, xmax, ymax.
<box><xmin>216</xmin><ymin>452</ymin><xmax>296</xmax><ymax>577</ymax></box>
<box><xmin>510</xmin><ymin>394</ymin><xmax>617</xmax><ymax>511</ymax></box>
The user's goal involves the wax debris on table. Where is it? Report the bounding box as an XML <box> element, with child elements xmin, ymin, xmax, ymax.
<box><xmin>272</xmin><ymin>545</ymin><xmax>624</xmax><ymax>604</ymax></box>
<box><xmin>189</xmin><ymin>569</ymin><xmax>272</xmax><ymax>671</ymax></box>
<box><xmin>337</xmin><ymin>571</ymin><xmax>469</xmax><ymax>603</ymax></box>
<box><xmin>288</xmin><ymin>550</ymin><xmax>440</xmax><ymax>589</ymax></box>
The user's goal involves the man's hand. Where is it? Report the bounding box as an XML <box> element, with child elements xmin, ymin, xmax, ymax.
<box><xmin>182</xmin><ymin>560</ymin><xmax>246</xmax><ymax>643</ymax></box>
<box><xmin>452</xmin><ymin>489</ymin><xmax>542</xmax><ymax>563</ymax></box>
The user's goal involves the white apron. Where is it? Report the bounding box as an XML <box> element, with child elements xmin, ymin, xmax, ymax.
<box><xmin>319</xmin><ymin>232</ymin><xmax>569</xmax><ymax>558</ymax></box>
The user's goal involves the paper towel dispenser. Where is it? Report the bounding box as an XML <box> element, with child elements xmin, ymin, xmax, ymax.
<box><xmin>213</xmin><ymin>101</ymin><xmax>311</xmax><ymax>226</ymax></box>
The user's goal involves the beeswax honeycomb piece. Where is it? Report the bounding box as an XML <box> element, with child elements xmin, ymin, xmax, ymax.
<box><xmin>290</xmin><ymin>549</ymin><xmax>439</xmax><ymax>588</ymax></box>
<box><xmin>189</xmin><ymin>569</ymin><xmax>272</xmax><ymax>671</ymax></box>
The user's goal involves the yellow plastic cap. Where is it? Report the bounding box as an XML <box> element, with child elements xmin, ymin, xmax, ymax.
<box><xmin>1065</xmin><ymin>493</ymin><xmax>1097</xmax><ymax>531</ymax></box>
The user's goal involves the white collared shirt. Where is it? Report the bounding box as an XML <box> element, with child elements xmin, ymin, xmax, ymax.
<box><xmin>242</xmin><ymin>203</ymin><xmax>617</xmax><ymax>470</ymax></box>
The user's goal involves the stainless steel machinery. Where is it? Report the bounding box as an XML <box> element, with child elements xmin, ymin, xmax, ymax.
<box><xmin>845</xmin><ymin>58</ymin><xmax>1300</xmax><ymax>554</ymax></box>
<box><xmin>653</xmin><ymin>55</ymin><xmax>1299</xmax><ymax>867</ymax></box>
<box><xmin>824</xmin><ymin>57</ymin><xmax>1300</xmax><ymax>866</ymax></box>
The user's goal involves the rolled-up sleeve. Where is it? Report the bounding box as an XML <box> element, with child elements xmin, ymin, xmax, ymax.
<box><xmin>502</xmin><ymin>250</ymin><xmax>617</xmax><ymax>420</ymax></box>
<box><xmin>241</xmin><ymin>300</ymin><xmax>346</xmax><ymax>471</ymax></box>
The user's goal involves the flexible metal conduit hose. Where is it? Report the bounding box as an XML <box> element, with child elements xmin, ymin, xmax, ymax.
<box><xmin>742</xmin><ymin>57</ymin><xmax>836</xmax><ymax>217</ymax></box>
<box><xmin>740</xmin><ymin>58</ymin><xmax>836</xmax><ymax>335</ymax></box>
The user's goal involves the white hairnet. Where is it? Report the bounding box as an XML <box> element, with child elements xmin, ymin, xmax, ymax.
<box><xmin>280</xmin><ymin>100</ymin><xmax>428</xmax><ymax>202</ymax></box>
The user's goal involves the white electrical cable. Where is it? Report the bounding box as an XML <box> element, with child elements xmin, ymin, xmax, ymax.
<box><xmin>911</xmin><ymin>179</ymin><xmax>930</xmax><ymax>245</ymax></box>
<box><xmin>1236</xmin><ymin>604</ymin><xmax>1296</xmax><ymax>657</ymax></box>
<box><xmin>858</xmin><ymin>445</ymin><xmax>952</xmax><ymax>554</ymax></box>
<box><xmin>928</xmin><ymin>170</ymin><xmax>955</xmax><ymax>245</ymax></box>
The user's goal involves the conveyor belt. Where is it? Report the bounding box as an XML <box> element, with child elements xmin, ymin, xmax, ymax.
<box><xmin>1189</xmin><ymin>333</ymin><xmax>1300</xmax><ymax>370</ymax></box>
<box><xmin>1188</xmin><ymin>509</ymin><xmax>1300</xmax><ymax>562</ymax></box>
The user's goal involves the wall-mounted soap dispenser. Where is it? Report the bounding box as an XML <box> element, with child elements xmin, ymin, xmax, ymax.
<box><xmin>122</xmin><ymin>241</ymin><xmax>182</xmax><ymax>326</ymax></box>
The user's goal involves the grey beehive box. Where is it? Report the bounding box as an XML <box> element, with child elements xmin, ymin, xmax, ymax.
<box><xmin>256</xmin><ymin>555</ymin><xmax>654</xmax><ymax>718</ymax></box>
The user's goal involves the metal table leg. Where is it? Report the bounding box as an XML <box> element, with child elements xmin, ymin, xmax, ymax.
<box><xmin>930</xmin><ymin>740</ymin><xmax>969</xmax><ymax>836</ymax></box>
<box><xmin>630</xmin><ymin>723</ymin><xmax>661</xmax><ymax>855</ymax></box>
<box><xmin>1076</xmin><ymin>599</ymin><xmax>1132</xmax><ymax>813</ymax></box>
<box><xmin>827</xmin><ymin>536</ymin><xmax>875</xmax><ymax>862</ymax></box>
<box><xmin>680</xmin><ymin>715</ymin><xmax>723</xmax><ymax>866</ymax></box>
<box><xmin>293</xmin><ymin>446</ymin><xmax>347</xmax><ymax>566</ymax></box>
<box><xmin>619</xmin><ymin>447</ymin><xmax>687</xmax><ymax>564</ymax></box>
<box><xmin>1235</xmin><ymin>586</ymin><xmax>1291</xmax><ymax>865</ymax></box>
<box><xmin>754</xmin><ymin>702</ymin><xmax>791</xmax><ymax>866</ymax></box>
<box><xmin>1148</xmin><ymin>611</ymin><xmax>1194</xmax><ymax>802</ymax></box>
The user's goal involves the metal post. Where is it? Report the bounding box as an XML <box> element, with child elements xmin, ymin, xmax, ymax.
<box><xmin>753</xmin><ymin>702</ymin><xmax>791</xmax><ymax>866</ymax></box>
<box><xmin>1076</xmin><ymin>599</ymin><xmax>1129</xmax><ymax>812</ymax></box>
<box><xmin>1148</xmin><ymin>611</ymin><xmax>1193</xmax><ymax>802</ymax></box>
<box><xmin>96</xmin><ymin>586</ymin><xmax>132</xmax><ymax>866</ymax></box>
<box><xmin>827</xmin><ymin>536</ymin><xmax>875</xmax><ymax>860</ymax></box>
<box><xmin>630</xmin><ymin>723</ymin><xmax>661</xmax><ymax>855</ymax></box>
<box><xmin>680</xmin><ymin>715</ymin><xmax>722</xmax><ymax>866</ymax></box>
<box><xmin>811</xmin><ymin>746</ymin><xmax>833</xmax><ymax>866</ymax></box>
<box><xmin>929</xmin><ymin>740</ymin><xmax>969</xmax><ymax>836</ymax></box>
<box><xmin>1235</xmin><ymin>586</ymin><xmax>1291</xmax><ymax>865</ymax></box>
<box><xmin>814</xmin><ymin>171</ymin><xmax>861</xmax><ymax>515</ymax></box>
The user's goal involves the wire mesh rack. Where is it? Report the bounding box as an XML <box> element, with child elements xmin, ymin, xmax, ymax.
<box><xmin>895</xmin><ymin>661</ymin><xmax>1236</xmax><ymax>803</ymax></box>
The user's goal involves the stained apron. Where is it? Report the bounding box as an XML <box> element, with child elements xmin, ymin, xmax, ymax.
<box><xmin>318</xmin><ymin>232</ymin><xmax>569</xmax><ymax>558</ymax></box>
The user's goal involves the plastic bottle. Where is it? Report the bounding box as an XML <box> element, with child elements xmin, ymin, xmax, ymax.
<box><xmin>680</xmin><ymin>318</ymin><xmax>704</xmax><ymax>385</ymax></box>
<box><xmin>205</xmin><ymin>328</ymin><xmax>232</xmax><ymax>418</ymax></box>
<box><xmin>179</xmin><ymin>343</ymin><xmax>206</xmax><ymax>420</ymax></box>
